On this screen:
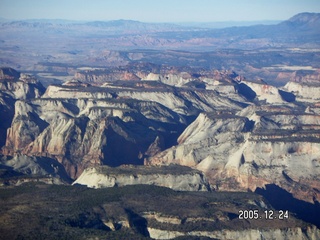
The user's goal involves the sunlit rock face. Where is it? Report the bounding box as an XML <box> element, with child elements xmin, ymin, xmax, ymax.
<box><xmin>73</xmin><ymin>165</ymin><xmax>211</xmax><ymax>191</ymax></box>
<box><xmin>3</xmin><ymin>73</ymin><xmax>247</xmax><ymax>179</ymax></box>
<box><xmin>284</xmin><ymin>81</ymin><xmax>320</xmax><ymax>102</ymax></box>
<box><xmin>0</xmin><ymin>68</ymin><xmax>45</xmax><ymax>149</ymax></box>
<box><xmin>2</xmin><ymin>96</ymin><xmax>186</xmax><ymax>179</ymax></box>
<box><xmin>147</xmin><ymin>105</ymin><xmax>320</xmax><ymax>203</ymax></box>
<box><xmin>0</xmin><ymin>67</ymin><xmax>45</xmax><ymax>99</ymax></box>
<box><xmin>0</xmin><ymin>154</ymin><xmax>71</xmax><ymax>185</ymax></box>
<box><xmin>1</xmin><ymin>67</ymin><xmax>320</xmax><ymax>203</ymax></box>
<box><xmin>147</xmin><ymin>226</ymin><xmax>320</xmax><ymax>240</ymax></box>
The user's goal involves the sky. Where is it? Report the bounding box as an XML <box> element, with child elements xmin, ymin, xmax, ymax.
<box><xmin>1</xmin><ymin>0</ymin><xmax>320</xmax><ymax>22</ymax></box>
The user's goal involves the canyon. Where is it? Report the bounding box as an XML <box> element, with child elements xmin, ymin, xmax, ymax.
<box><xmin>0</xmin><ymin>12</ymin><xmax>320</xmax><ymax>239</ymax></box>
<box><xmin>0</xmin><ymin>64</ymin><xmax>320</xmax><ymax>238</ymax></box>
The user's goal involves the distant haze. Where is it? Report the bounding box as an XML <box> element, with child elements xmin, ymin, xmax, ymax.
<box><xmin>176</xmin><ymin>20</ymin><xmax>282</xmax><ymax>28</ymax></box>
<box><xmin>1</xmin><ymin>0</ymin><xmax>320</xmax><ymax>22</ymax></box>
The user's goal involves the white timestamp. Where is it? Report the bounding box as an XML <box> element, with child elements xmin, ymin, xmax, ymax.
<box><xmin>238</xmin><ymin>210</ymin><xmax>289</xmax><ymax>220</ymax></box>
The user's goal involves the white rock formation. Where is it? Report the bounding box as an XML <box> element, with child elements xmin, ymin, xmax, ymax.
<box><xmin>284</xmin><ymin>81</ymin><xmax>320</xmax><ymax>102</ymax></box>
<box><xmin>42</xmin><ymin>83</ymin><xmax>243</xmax><ymax>116</ymax></box>
<box><xmin>73</xmin><ymin>165</ymin><xmax>210</xmax><ymax>191</ymax></box>
<box><xmin>243</xmin><ymin>80</ymin><xmax>284</xmax><ymax>103</ymax></box>
<box><xmin>147</xmin><ymin>106</ymin><xmax>320</xmax><ymax>203</ymax></box>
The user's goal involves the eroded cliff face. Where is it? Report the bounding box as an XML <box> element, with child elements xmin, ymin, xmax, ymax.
<box><xmin>0</xmin><ymin>68</ymin><xmax>45</xmax><ymax>99</ymax></box>
<box><xmin>147</xmin><ymin>226</ymin><xmax>320</xmax><ymax>240</ymax></box>
<box><xmin>74</xmin><ymin>71</ymin><xmax>141</xmax><ymax>82</ymax></box>
<box><xmin>73</xmin><ymin>63</ymin><xmax>240</xmax><ymax>87</ymax></box>
<box><xmin>1</xmin><ymin>67</ymin><xmax>320</xmax><ymax>238</ymax></box>
<box><xmin>0</xmin><ymin>154</ymin><xmax>71</xmax><ymax>186</ymax></box>
<box><xmin>290</xmin><ymin>70</ymin><xmax>320</xmax><ymax>84</ymax></box>
<box><xmin>284</xmin><ymin>81</ymin><xmax>320</xmax><ymax>102</ymax></box>
<box><xmin>2</xmin><ymin>95</ymin><xmax>186</xmax><ymax>178</ymax></box>
<box><xmin>2</xmin><ymin>67</ymin><xmax>320</xmax><ymax>205</ymax></box>
<box><xmin>3</xmin><ymin>78</ymin><xmax>244</xmax><ymax>179</ymax></box>
<box><xmin>147</xmin><ymin>105</ymin><xmax>320</xmax><ymax>203</ymax></box>
<box><xmin>73</xmin><ymin>165</ymin><xmax>210</xmax><ymax>191</ymax></box>
<box><xmin>0</xmin><ymin>68</ymin><xmax>45</xmax><ymax>149</ymax></box>
<box><xmin>43</xmin><ymin>80</ymin><xmax>243</xmax><ymax>116</ymax></box>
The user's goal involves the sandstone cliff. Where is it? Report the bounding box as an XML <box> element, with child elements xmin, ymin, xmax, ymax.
<box><xmin>290</xmin><ymin>70</ymin><xmax>320</xmax><ymax>84</ymax></box>
<box><xmin>73</xmin><ymin>63</ymin><xmax>239</xmax><ymax>87</ymax></box>
<box><xmin>284</xmin><ymin>81</ymin><xmax>320</xmax><ymax>102</ymax></box>
<box><xmin>0</xmin><ymin>68</ymin><xmax>45</xmax><ymax>149</ymax></box>
<box><xmin>2</xmin><ymin>67</ymin><xmax>320</xmax><ymax>204</ymax></box>
<box><xmin>0</xmin><ymin>154</ymin><xmax>70</xmax><ymax>186</ymax></box>
<box><xmin>3</xmin><ymin>75</ymin><xmax>251</xmax><ymax>179</ymax></box>
<box><xmin>2</xmin><ymin>96</ymin><xmax>185</xmax><ymax>178</ymax></box>
<box><xmin>0</xmin><ymin>67</ymin><xmax>45</xmax><ymax>99</ymax></box>
<box><xmin>147</xmin><ymin>105</ymin><xmax>320</xmax><ymax>203</ymax></box>
<box><xmin>147</xmin><ymin>226</ymin><xmax>320</xmax><ymax>240</ymax></box>
<box><xmin>73</xmin><ymin>165</ymin><xmax>210</xmax><ymax>191</ymax></box>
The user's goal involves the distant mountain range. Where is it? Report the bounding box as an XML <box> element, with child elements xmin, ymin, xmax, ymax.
<box><xmin>177</xmin><ymin>20</ymin><xmax>282</xmax><ymax>28</ymax></box>
<box><xmin>1</xmin><ymin>12</ymin><xmax>319</xmax><ymax>36</ymax></box>
<box><xmin>0</xmin><ymin>12</ymin><xmax>319</xmax><ymax>77</ymax></box>
<box><xmin>0</xmin><ymin>17</ymin><xmax>282</xmax><ymax>29</ymax></box>
<box><xmin>161</xmin><ymin>12</ymin><xmax>320</xmax><ymax>43</ymax></box>
<box><xmin>0</xmin><ymin>18</ymin><xmax>193</xmax><ymax>34</ymax></box>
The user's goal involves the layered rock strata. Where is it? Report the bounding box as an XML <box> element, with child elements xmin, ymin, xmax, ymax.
<box><xmin>147</xmin><ymin>105</ymin><xmax>320</xmax><ymax>203</ymax></box>
<box><xmin>73</xmin><ymin>165</ymin><xmax>211</xmax><ymax>191</ymax></box>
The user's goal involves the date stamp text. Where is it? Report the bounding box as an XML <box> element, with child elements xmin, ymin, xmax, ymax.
<box><xmin>238</xmin><ymin>210</ymin><xmax>289</xmax><ymax>220</ymax></box>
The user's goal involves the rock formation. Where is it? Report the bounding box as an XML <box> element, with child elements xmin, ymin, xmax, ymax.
<box><xmin>2</xmin><ymin>96</ymin><xmax>185</xmax><ymax>178</ymax></box>
<box><xmin>147</xmin><ymin>226</ymin><xmax>320</xmax><ymax>240</ymax></box>
<box><xmin>1</xmin><ymin>11</ymin><xmax>320</xmax><ymax>237</ymax></box>
<box><xmin>147</xmin><ymin>104</ymin><xmax>320</xmax><ymax>203</ymax></box>
<box><xmin>1</xmin><ymin>67</ymin><xmax>320</xmax><ymax>205</ymax></box>
<box><xmin>73</xmin><ymin>165</ymin><xmax>210</xmax><ymax>191</ymax></box>
<box><xmin>0</xmin><ymin>67</ymin><xmax>45</xmax><ymax>148</ymax></box>
<box><xmin>284</xmin><ymin>81</ymin><xmax>320</xmax><ymax>102</ymax></box>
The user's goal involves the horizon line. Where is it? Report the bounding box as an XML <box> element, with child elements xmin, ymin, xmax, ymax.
<box><xmin>0</xmin><ymin>17</ymin><xmax>284</xmax><ymax>23</ymax></box>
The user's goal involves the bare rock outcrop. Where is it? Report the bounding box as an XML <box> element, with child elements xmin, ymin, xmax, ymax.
<box><xmin>2</xmin><ymin>92</ymin><xmax>187</xmax><ymax>178</ymax></box>
<box><xmin>73</xmin><ymin>63</ymin><xmax>241</xmax><ymax>88</ymax></box>
<box><xmin>2</xmin><ymin>67</ymin><xmax>320</xmax><ymax>205</ymax></box>
<box><xmin>147</xmin><ymin>105</ymin><xmax>320</xmax><ymax>203</ymax></box>
<box><xmin>0</xmin><ymin>67</ymin><xmax>20</xmax><ymax>80</ymax></box>
<box><xmin>0</xmin><ymin>154</ymin><xmax>71</xmax><ymax>185</ymax></box>
<box><xmin>73</xmin><ymin>165</ymin><xmax>211</xmax><ymax>191</ymax></box>
<box><xmin>0</xmin><ymin>68</ymin><xmax>45</xmax><ymax>149</ymax></box>
<box><xmin>0</xmin><ymin>67</ymin><xmax>45</xmax><ymax>99</ymax></box>
<box><xmin>290</xmin><ymin>70</ymin><xmax>320</xmax><ymax>84</ymax></box>
<box><xmin>147</xmin><ymin>226</ymin><xmax>320</xmax><ymax>240</ymax></box>
<box><xmin>284</xmin><ymin>81</ymin><xmax>320</xmax><ymax>102</ymax></box>
<box><xmin>42</xmin><ymin>80</ymin><xmax>243</xmax><ymax>116</ymax></box>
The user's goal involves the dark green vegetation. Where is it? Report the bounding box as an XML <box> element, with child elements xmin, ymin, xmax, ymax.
<box><xmin>0</xmin><ymin>183</ymin><xmax>310</xmax><ymax>240</ymax></box>
<box><xmin>95</xmin><ymin>164</ymin><xmax>203</xmax><ymax>175</ymax></box>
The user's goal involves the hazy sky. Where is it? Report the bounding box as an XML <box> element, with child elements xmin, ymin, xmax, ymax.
<box><xmin>1</xmin><ymin>0</ymin><xmax>320</xmax><ymax>22</ymax></box>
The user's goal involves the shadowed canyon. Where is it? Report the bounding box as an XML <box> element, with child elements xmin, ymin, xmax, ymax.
<box><xmin>0</xmin><ymin>12</ymin><xmax>320</xmax><ymax>239</ymax></box>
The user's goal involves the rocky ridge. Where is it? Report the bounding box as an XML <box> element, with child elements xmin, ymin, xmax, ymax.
<box><xmin>2</xmin><ymin>183</ymin><xmax>319</xmax><ymax>239</ymax></box>
<box><xmin>147</xmin><ymin>226</ymin><xmax>320</xmax><ymax>240</ymax></box>
<box><xmin>2</xmin><ymin>95</ymin><xmax>185</xmax><ymax>178</ymax></box>
<box><xmin>1</xmin><ymin>67</ymin><xmax>320</xmax><ymax>205</ymax></box>
<box><xmin>147</xmin><ymin>104</ymin><xmax>320</xmax><ymax>203</ymax></box>
<box><xmin>73</xmin><ymin>165</ymin><xmax>211</xmax><ymax>191</ymax></box>
<box><xmin>284</xmin><ymin>81</ymin><xmax>320</xmax><ymax>102</ymax></box>
<box><xmin>73</xmin><ymin>63</ymin><xmax>241</xmax><ymax>86</ymax></box>
<box><xmin>0</xmin><ymin>67</ymin><xmax>45</xmax><ymax>147</ymax></box>
<box><xmin>1</xmin><ymin>65</ymin><xmax>252</xmax><ymax>181</ymax></box>
<box><xmin>1</xmin><ymin>66</ymin><xmax>320</xmax><ymax>238</ymax></box>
